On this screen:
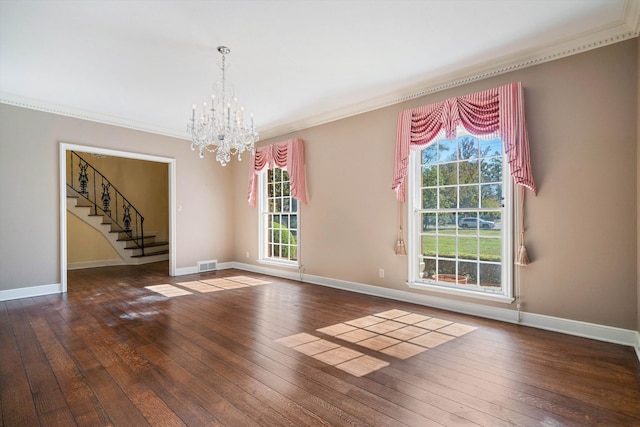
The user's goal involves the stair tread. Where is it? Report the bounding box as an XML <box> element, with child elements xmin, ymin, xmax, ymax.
<box><xmin>131</xmin><ymin>250</ymin><xmax>169</xmax><ymax>258</ymax></box>
<box><xmin>124</xmin><ymin>241</ymin><xmax>169</xmax><ymax>249</ymax></box>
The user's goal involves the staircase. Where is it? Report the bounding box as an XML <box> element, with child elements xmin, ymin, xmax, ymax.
<box><xmin>66</xmin><ymin>151</ymin><xmax>169</xmax><ymax>266</ymax></box>
<box><xmin>67</xmin><ymin>189</ymin><xmax>169</xmax><ymax>264</ymax></box>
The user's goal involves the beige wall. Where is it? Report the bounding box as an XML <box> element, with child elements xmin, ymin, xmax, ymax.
<box><xmin>1</xmin><ymin>39</ymin><xmax>638</xmax><ymax>331</ymax></box>
<box><xmin>0</xmin><ymin>105</ymin><xmax>235</xmax><ymax>290</ymax></box>
<box><xmin>637</xmin><ymin>37</ymin><xmax>640</xmax><ymax>334</ymax></box>
<box><xmin>234</xmin><ymin>39</ymin><xmax>638</xmax><ymax>330</ymax></box>
<box><xmin>67</xmin><ymin>213</ymin><xmax>120</xmax><ymax>264</ymax></box>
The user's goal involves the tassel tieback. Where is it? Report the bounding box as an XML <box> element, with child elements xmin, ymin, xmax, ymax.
<box><xmin>395</xmin><ymin>226</ymin><xmax>407</xmax><ymax>256</ymax></box>
<box><xmin>516</xmin><ymin>231</ymin><xmax>530</xmax><ymax>266</ymax></box>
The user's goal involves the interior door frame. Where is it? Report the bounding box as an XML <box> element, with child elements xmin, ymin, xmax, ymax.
<box><xmin>59</xmin><ymin>142</ymin><xmax>177</xmax><ymax>292</ymax></box>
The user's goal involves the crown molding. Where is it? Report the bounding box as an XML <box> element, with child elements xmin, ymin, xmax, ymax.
<box><xmin>0</xmin><ymin>92</ymin><xmax>190</xmax><ymax>141</ymax></box>
<box><xmin>260</xmin><ymin>2</ymin><xmax>640</xmax><ymax>140</ymax></box>
<box><xmin>2</xmin><ymin>2</ymin><xmax>639</xmax><ymax>142</ymax></box>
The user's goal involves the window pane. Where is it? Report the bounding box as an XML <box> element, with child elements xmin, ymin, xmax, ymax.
<box><xmin>458</xmin><ymin>261</ymin><xmax>478</xmax><ymax>285</ymax></box>
<box><xmin>458</xmin><ymin>136</ymin><xmax>479</xmax><ymax>160</ymax></box>
<box><xmin>457</xmin><ymin>236</ymin><xmax>478</xmax><ymax>260</ymax></box>
<box><xmin>479</xmin><ymin>237</ymin><xmax>501</xmax><ymax>262</ymax></box>
<box><xmin>479</xmin><ymin>263</ymin><xmax>501</xmax><ymax>288</ymax></box>
<box><xmin>480</xmin><ymin>138</ymin><xmax>502</xmax><ymax>157</ymax></box>
<box><xmin>283</xmin><ymin>198</ymin><xmax>290</xmax><ymax>211</ymax></box>
<box><xmin>422</xmin><ymin>188</ymin><xmax>437</xmax><ymax>209</ymax></box>
<box><xmin>438</xmin><ymin>140</ymin><xmax>457</xmax><ymax>162</ymax></box>
<box><xmin>422</xmin><ymin>165</ymin><xmax>437</xmax><ymax>187</ymax></box>
<box><xmin>459</xmin><ymin>185</ymin><xmax>479</xmax><ymax>209</ymax></box>
<box><xmin>437</xmin><ymin>236</ymin><xmax>455</xmax><ymax>258</ymax></box>
<box><xmin>481</xmin><ymin>184</ymin><xmax>502</xmax><ymax>208</ymax></box>
<box><xmin>422</xmin><ymin>213</ymin><xmax>436</xmax><ymax>232</ymax></box>
<box><xmin>292</xmin><ymin>198</ymin><xmax>298</xmax><ymax>211</ymax></box>
<box><xmin>422</xmin><ymin>145</ymin><xmax>437</xmax><ymax>165</ymax></box>
<box><xmin>422</xmin><ymin>258</ymin><xmax>436</xmax><ymax>279</ymax></box>
<box><xmin>439</xmin><ymin>213</ymin><xmax>457</xmax><ymax>234</ymax></box>
<box><xmin>458</xmin><ymin>212</ymin><xmax>478</xmax><ymax>230</ymax></box>
<box><xmin>437</xmin><ymin>260</ymin><xmax>457</xmax><ymax>281</ymax></box>
<box><xmin>481</xmin><ymin>157</ymin><xmax>502</xmax><ymax>183</ymax></box>
<box><xmin>290</xmin><ymin>214</ymin><xmax>298</xmax><ymax>231</ymax></box>
<box><xmin>459</xmin><ymin>160</ymin><xmax>479</xmax><ymax>184</ymax></box>
<box><xmin>421</xmin><ymin>235</ymin><xmax>436</xmax><ymax>257</ymax></box>
<box><xmin>439</xmin><ymin>163</ymin><xmax>457</xmax><ymax>186</ymax></box>
<box><xmin>439</xmin><ymin>187</ymin><xmax>457</xmax><ymax>209</ymax></box>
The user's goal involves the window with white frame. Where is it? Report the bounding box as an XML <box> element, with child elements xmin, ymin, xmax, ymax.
<box><xmin>258</xmin><ymin>167</ymin><xmax>299</xmax><ymax>265</ymax></box>
<box><xmin>408</xmin><ymin>130</ymin><xmax>513</xmax><ymax>299</ymax></box>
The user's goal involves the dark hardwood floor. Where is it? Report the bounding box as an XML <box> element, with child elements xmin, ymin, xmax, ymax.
<box><xmin>1</xmin><ymin>261</ymin><xmax>639</xmax><ymax>426</ymax></box>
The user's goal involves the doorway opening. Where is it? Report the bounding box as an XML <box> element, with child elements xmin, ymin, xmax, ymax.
<box><xmin>59</xmin><ymin>143</ymin><xmax>176</xmax><ymax>292</ymax></box>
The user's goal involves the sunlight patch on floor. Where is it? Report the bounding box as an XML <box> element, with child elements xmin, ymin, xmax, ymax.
<box><xmin>276</xmin><ymin>310</ymin><xmax>476</xmax><ymax>377</ymax></box>
<box><xmin>144</xmin><ymin>284</ymin><xmax>193</xmax><ymax>297</ymax></box>
<box><xmin>144</xmin><ymin>276</ymin><xmax>272</xmax><ymax>298</ymax></box>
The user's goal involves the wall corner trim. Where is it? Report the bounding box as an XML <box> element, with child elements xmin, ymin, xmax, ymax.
<box><xmin>0</xmin><ymin>283</ymin><xmax>63</xmax><ymax>302</ymax></box>
<box><xmin>231</xmin><ymin>262</ymin><xmax>639</xmax><ymax>354</ymax></box>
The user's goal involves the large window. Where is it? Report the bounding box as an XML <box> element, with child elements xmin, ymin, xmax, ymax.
<box><xmin>258</xmin><ymin>167</ymin><xmax>299</xmax><ymax>265</ymax></box>
<box><xmin>408</xmin><ymin>131</ymin><xmax>513</xmax><ymax>300</ymax></box>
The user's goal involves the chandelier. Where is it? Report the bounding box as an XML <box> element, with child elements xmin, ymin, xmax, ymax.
<box><xmin>188</xmin><ymin>46</ymin><xmax>259</xmax><ymax>165</ymax></box>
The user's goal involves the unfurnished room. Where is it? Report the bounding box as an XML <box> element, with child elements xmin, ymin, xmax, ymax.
<box><xmin>1</xmin><ymin>1</ymin><xmax>639</xmax><ymax>426</ymax></box>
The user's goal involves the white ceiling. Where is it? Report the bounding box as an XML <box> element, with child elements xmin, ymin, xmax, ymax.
<box><xmin>1</xmin><ymin>0</ymin><xmax>638</xmax><ymax>140</ymax></box>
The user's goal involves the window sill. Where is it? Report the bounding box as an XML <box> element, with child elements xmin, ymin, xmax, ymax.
<box><xmin>257</xmin><ymin>258</ymin><xmax>300</xmax><ymax>270</ymax></box>
<box><xmin>407</xmin><ymin>281</ymin><xmax>514</xmax><ymax>304</ymax></box>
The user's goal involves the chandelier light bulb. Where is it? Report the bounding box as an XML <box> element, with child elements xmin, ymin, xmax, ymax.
<box><xmin>187</xmin><ymin>46</ymin><xmax>259</xmax><ymax>165</ymax></box>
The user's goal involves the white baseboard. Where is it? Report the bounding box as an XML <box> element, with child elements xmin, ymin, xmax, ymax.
<box><xmin>230</xmin><ymin>262</ymin><xmax>640</xmax><ymax>358</ymax></box>
<box><xmin>67</xmin><ymin>259</ymin><xmax>126</xmax><ymax>270</ymax></box>
<box><xmin>0</xmin><ymin>283</ymin><xmax>63</xmax><ymax>302</ymax></box>
<box><xmin>175</xmin><ymin>266</ymin><xmax>198</xmax><ymax>276</ymax></box>
<box><xmin>175</xmin><ymin>261</ymin><xmax>234</xmax><ymax>277</ymax></box>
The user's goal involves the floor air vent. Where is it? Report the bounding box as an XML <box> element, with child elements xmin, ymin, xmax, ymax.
<box><xmin>197</xmin><ymin>259</ymin><xmax>218</xmax><ymax>272</ymax></box>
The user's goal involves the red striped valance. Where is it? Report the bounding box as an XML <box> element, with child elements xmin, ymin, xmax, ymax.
<box><xmin>392</xmin><ymin>82</ymin><xmax>536</xmax><ymax>201</ymax></box>
<box><xmin>248</xmin><ymin>138</ymin><xmax>307</xmax><ymax>207</ymax></box>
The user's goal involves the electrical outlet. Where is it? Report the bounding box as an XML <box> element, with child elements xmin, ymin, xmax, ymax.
<box><xmin>246</xmin><ymin>251</ymin><xmax>250</xmax><ymax>258</ymax></box>
<box><xmin>379</xmin><ymin>268</ymin><xmax>384</xmax><ymax>278</ymax></box>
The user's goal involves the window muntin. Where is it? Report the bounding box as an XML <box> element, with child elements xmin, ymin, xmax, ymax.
<box><xmin>410</xmin><ymin>132</ymin><xmax>512</xmax><ymax>297</ymax></box>
<box><xmin>259</xmin><ymin>167</ymin><xmax>299</xmax><ymax>265</ymax></box>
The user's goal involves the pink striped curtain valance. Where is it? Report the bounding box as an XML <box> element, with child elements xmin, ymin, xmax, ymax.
<box><xmin>248</xmin><ymin>138</ymin><xmax>307</xmax><ymax>207</ymax></box>
<box><xmin>392</xmin><ymin>82</ymin><xmax>536</xmax><ymax>202</ymax></box>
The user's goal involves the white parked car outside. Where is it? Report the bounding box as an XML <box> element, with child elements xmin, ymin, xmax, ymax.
<box><xmin>458</xmin><ymin>217</ymin><xmax>495</xmax><ymax>229</ymax></box>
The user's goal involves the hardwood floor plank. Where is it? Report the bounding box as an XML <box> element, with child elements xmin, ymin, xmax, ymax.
<box><xmin>10</xmin><ymin>299</ymin><xmax>76</xmax><ymax>426</ymax></box>
<box><xmin>0</xmin><ymin>302</ymin><xmax>40</xmax><ymax>426</ymax></box>
<box><xmin>26</xmin><ymin>314</ymin><xmax>112</xmax><ymax>426</ymax></box>
<box><xmin>1</xmin><ymin>262</ymin><xmax>639</xmax><ymax>427</ymax></box>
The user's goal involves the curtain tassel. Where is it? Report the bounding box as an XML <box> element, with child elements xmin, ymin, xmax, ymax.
<box><xmin>516</xmin><ymin>231</ymin><xmax>530</xmax><ymax>266</ymax></box>
<box><xmin>395</xmin><ymin>225</ymin><xmax>407</xmax><ymax>256</ymax></box>
<box><xmin>394</xmin><ymin>202</ymin><xmax>407</xmax><ymax>256</ymax></box>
